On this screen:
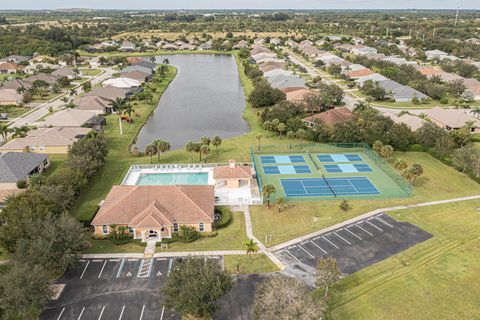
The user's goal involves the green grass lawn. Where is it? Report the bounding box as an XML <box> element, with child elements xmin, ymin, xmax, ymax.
<box><xmin>44</xmin><ymin>154</ymin><xmax>67</xmax><ymax>177</ymax></box>
<box><xmin>250</xmin><ymin>151</ymin><xmax>480</xmax><ymax>247</ymax></box>
<box><xmin>79</xmin><ymin>68</ymin><xmax>102</xmax><ymax>76</ymax></box>
<box><xmin>0</xmin><ymin>105</ymin><xmax>30</xmax><ymax>118</ymax></box>
<box><xmin>329</xmin><ymin>199</ymin><xmax>480</xmax><ymax>320</ymax></box>
<box><xmin>224</xmin><ymin>254</ymin><xmax>280</xmax><ymax>274</ymax></box>
<box><xmin>85</xmin><ymin>211</ymin><xmax>248</xmax><ymax>253</ymax></box>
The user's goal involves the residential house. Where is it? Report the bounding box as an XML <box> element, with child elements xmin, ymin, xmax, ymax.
<box><xmin>39</xmin><ymin>109</ymin><xmax>100</xmax><ymax>128</ymax></box>
<box><xmin>258</xmin><ymin>61</ymin><xmax>287</xmax><ymax>73</ymax></box>
<box><xmin>119</xmin><ymin>70</ymin><xmax>151</xmax><ymax>82</ymax></box>
<box><xmin>0</xmin><ymin>55</ymin><xmax>31</xmax><ymax>64</ymax></box>
<box><xmin>425</xmin><ymin>49</ymin><xmax>449</xmax><ymax>61</ymax></box>
<box><xmin>91</xmin><ymin>185</ymin><xmax>214</xmax><ymax>241</ymax></box>
<box><xmin>286</xmin><ymin>88</ymin><xmax>315</xmax><ymax>104</ymax></box>
<box><xmin>270</xmin><ymin>38</ymin><xmax>282</xmax><ymax>46</ymax></box>
<box><xmin>299</xmin><ymin>44</ymin><xmax>324</xmax><ymax>59</ymax></box>
<box><xmin>267</xmin><ymin>74</ymin><xmax>306</xmax><ymax>90</ymax></box>
<box><xmin>334</xmin><ymin>43</ymin><xmax>353</xmax><ymax>52</ymax></box>
<box><xmin>162</xmin><ymin>43</ymin><xmax>178</xmax><ymax>51</ymax></box>
<box><xmin>52</xmin><ymin>67</ymin><xmax>79</xmax><ymax>80</ymax></box>
<box><xmin>346</xmin><ymin>68</ymin><xmax>374</xmax><ymax>79</ymax></box>
<box><xmin>127</xmin><ymin>57</ymin><xmax>143</xmax><ymax>65</ymax></box>
<box><xmin>378</xmin><ymin>79</ymin><xmax>428</xmax><ymax>102</ymax></box>
<box><xmin>285</xmin><ymin>39</ymin><xmax>299</xmax><ymax>48</ymax></box>
<box><xmin>463</xmin><ymin>78</ymin><xmax>480</xmax><ymax>100</ymax></box>
<box><xmin>0</xmin><ymin>152</ymin><xmax>49</xmax><ymax>190</ymax></box>
<box><xmin>0</xmin><ymin>127</ymin><xmax>91</xmax><ymax>154</ymax></box>
<box><xmin>121</xmin><ymin>65</ymin><xmax>153</xmax><ymax>76</ymax></box>
<box><xmin>233</xmin><ymin>40</ymin><xmax>249</xmax><ymax>49</ymax></box>
<box><xmin>74</xmin><ymin>96</ymin><xmax>113</xmax><ymax>114</ymax></box>
<box><xmin>103</xmin><ymin>77</ymin><xmax>142</xmax><ymax>89</ymax></box>
<box><xmin>119</xmin><ymin>42</ymin><xmax>136</xmax><ymax>52</ymax></box>
<box><xmin>198</xmin><ymin>43</ymin><xmax>213</xmax><ymax>51</ymax></box>
<box><xmin>263</xmin><ymin>69</ymin><xmax>294</xmax><ymax>79</ymax></box>
<box><xmin>0</xmin><ymin>62</ymin><xmax>22</xmax><ymax>74</ymax></box>
<box><xmin>352</xmin><ymin>45</ymin><xmax>378</xmax><ymax>56</ymax></box>
<box><xmin>213</xmin><ymin>160</ymin><xmax>253</xmax><ymax>189</ymax></box>
<box><xmin>254</xmin><ymin>38</ymin><xmax>266</xmax><ymax>44</ymax></box>
<box><xmin>0</xmin><ymin>89</ymin><xmax>23</xmax><ymax>106</ymax></box>
<box><xmin>303</xmin><ymin>107</ymin><xmax>357</xmax><ymax>127</ymax></box>
<box><xmin>382</xmin><ymin>112</ymin><xmax>428</xmax><ymax>131</ymax></box>
<box><xmin>173</xmin><ymin>40</ymin><xmax>185</xmax><ymax>47</ymax></box>
<box><xmin>465</xmin><ymin>38</ymin><xmax>480</xmax><ymax>45</ymax></box>
<box><xmin>424</xmin><ymin>107</ymin><xmax>480</xmax><ymax>133</ymax></box>
<box><xmin>355</xmin><ymin>73</ymin><xmax>388</xmax><ymax>85</ymax></box>
<box><xmin>133</xmin><ymin>60</ymin><xmax>156</xmax><ymax>71</ymax></box>
<box><xmin>251</xmin><ymin>52</ymin><xmax>277</xmax><ymax>63</ymax></box>
<box><xmin>179</xmin><ymin>43</ymin><xmax>196</xmax><ymax>50</ymax></box>
<box><xmin>84</xmin><ymin>86</ymin><xmax>130</xmax><ymax>102</ymax></box>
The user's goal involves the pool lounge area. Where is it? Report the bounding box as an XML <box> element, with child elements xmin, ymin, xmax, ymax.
<box><xmin>122</xmin><ymin>163</ymin><xmax>262</xmax><ymax>205</ymax></box>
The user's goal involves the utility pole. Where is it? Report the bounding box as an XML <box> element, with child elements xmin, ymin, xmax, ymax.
<box><xmin>454</xmin><ymin>8</ymin><xmax>459</xmax><ymax>26</ymax></box>
<box><xmin>409</xmin><ymin>28</ymin><xmax>412</xmax><ymax>38</ymax></box>
<box><xmin>371</xmin><ymin>25</ymin><xmax>374</xmax><ymax>36</ymax></box>
<box><xmin>433</xmin><ymin>27</ymin><xmax>436</xmax><ymax>38</ymax></box>
<box><xmin>386</xmin><ymin>27</ymin><xmax>389</xmax><ymax>38</ymax></box>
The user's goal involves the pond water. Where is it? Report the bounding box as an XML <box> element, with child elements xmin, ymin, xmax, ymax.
<box><xmin>135</xmin><ymin>54</ymin><xmax>249</xmax><ymax>151</ymax></box>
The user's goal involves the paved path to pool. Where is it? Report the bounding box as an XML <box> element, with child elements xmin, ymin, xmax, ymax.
<box><xmin>269</xmin><ymin>194</ymin><xmax>480</xmax><ymax>251</ymax></box>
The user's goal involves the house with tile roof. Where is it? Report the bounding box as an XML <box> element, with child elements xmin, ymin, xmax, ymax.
<box><xmin>213</xmin><ymin>160</ymin><xmax>253</xmax><ymax>189</ymax></box>
<box><xmin>303</xmin><ymin>107</ymin><xmax>357</xmax><ymax>127</ymax></box>
<box><xmin>91</xmin><ymin>185</ymin><xmax>214</xmax><ymax>241</ymax></box>
<box><xmin>39</xmin><ymin>109</ymin><xmax>99</xmax><ymax>128</ymax></box>
<box><xmin>0</xmin><ymin>89</ymin><xmax>23</xmax><ymax>106</ymax></box>
<box><xmin>424</xmin><ymin>107</ymin><xmax>480</xmax><ymax>133</ymax></box>
<box><xmin>0</xmin><ymin>152</ymin><xmax>49</xmax><ymax>190</ymax></box>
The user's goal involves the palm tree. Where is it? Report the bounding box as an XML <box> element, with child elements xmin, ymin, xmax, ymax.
<box><xmin>69</xmin><ymin>88</ymin><xmax>77</xmax><ymax>100</ymax></box>
<box><xmin>211</xmin><ymin>135</ymin><xmax>222</xmax><ymax>160</ymax></box>
<box><xmin>256</xmin><ymin>133</ymin><xmax>262</xmax><ymax>151</ymax></box>
<box><xmin>200</xmin><ymin>144</ymin><xmax>210</xmax><ymax>163</ymax></box>
<box><xmin>287</xmin><ymin>131</ymin><xmax>296</xmax><ymax>149</ymax></box>
<box><xmin>162</xmin><ymin>58</ymin><xmax>169</xmax><ymax>65</ymax></box>
<box><xmin>262</xmin><ymin>184</ymin><xmax>276</xmax><ymax>208</ymax></box>
<box><xmin>472</xmin><ymin>107</ymin><xmax>480</xmax><ymax>119</ymax></box>
<box><xmin>145</xmin><ymin>144</ymin><xmax>157</xmax><ymax>163</ymax></box>
<box><xmin>185</xmin><ymin>140</ymin><xmax>195</xmax><ymax>162</ymax></box>
<box><xmin>12</xmin><ymin>126</ymin><xmax>30</xmax><ymax>138</ymax></box>
<box><xmin>154</xmin><ymin>140</ymin><xmax>171</xmax><ymax>160</ymax></box>
<box><xmin>263</xmin><ymin>120</ymin><xmax>271</xmax><ymax>138</ymax></box>
<box><xmin>110</xmin><ymin>98</ymin><xmax>127</xmax><ymax>134</ymax></box>
<box><xmin>149</xmin><ymin>56</ymin><xmax>156</xmax><ymax>64</ymax></box>
<box><xmin>16</xmin><ymin>85</ymin><xmax>26</xmax><ymax>95</ymax></box>
<box><xmin>201</xmin><ymin>135</ymin><xmax>211</xmax><ymax>146</ymax></box>
<box><xmin>244</xmin><ymin>239</ymin><xmax>259</xmax><ymax>260</ymax></box>
<box><xmin>0</xmin><ymin>124</ymin><xmax>12</xmax><ymax>141</ymax></box>
<box><xmin>123</xmin><ymin>103</ymin><xmax>135</xmax><ymax>119</ymax></box>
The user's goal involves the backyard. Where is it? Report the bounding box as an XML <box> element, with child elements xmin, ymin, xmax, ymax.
<box><xmin>329</xmin><ymin>199</ymin><xmax>480</xmax><ymax>320</ymax></box>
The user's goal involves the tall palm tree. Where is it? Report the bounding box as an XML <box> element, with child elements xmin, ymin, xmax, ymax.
<box><xmin>12</xmin><ymin>126</ymin><xmax>30</xmax><ymax>138</ymax></box>
<box><xmin>110</xmin><ymin>98</ymin><xmax>127</xmax><ymax>134</ymax></box>
<box><xmin>185</xmin><ymin>140</ymin><xmax>195</xmax><ymax>162</ymax></box>
<box><xmin>162</xmin><ymin>58</ymin><xmax>169</xmax><ymax>65</ymax></box>
<box><xmin>16</xmin><ymin>85</ymin><xmax>26</xmax><ymax>95</ymax></box>
<box><xmin>145</xmin><ymin>144</ymin><xmax>157</xmax><ymax>164</ymax></box>
<box><xmin>69</xmin><ymin>88</ymin><xmax>77</xmax><ymax>100</ymax></box>
<box><xmin>256</xmin><ymin>133</ymin><xmax>262</xmax><ymax>151</ymax></box>
<box><xmin>244</xmin><ymin>239</ymin><xmax>259</xmax><ymax>260</ymax></box>
<box><xmin>211</xmin><ymin>135</ymin><xmax>222</xmax><ymax>157</ymax></box>
<box><xmin>149</xmin><ymin>56</ymin><xmax>156</xmax><ymax>64</ymax></box>
<box><xmin>154</xmin><ymin>140</ymin><xmax>171</xmax><ymax>160</ymax></box>
<box><xmin>262</xmin><ymin>184</ymin><xmax>276</xmax><ymax>208</ymax></box>
<box><xmin>200</xmin><ymin>144</ymin><xmax>210</xmax><ymax>163</ymax></box>
<box><xmin>123</xmin><ymin>103</ymin><xmax>135</xmax><ymax>119</ymax></box>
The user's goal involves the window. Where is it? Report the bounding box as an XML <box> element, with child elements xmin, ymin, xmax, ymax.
<box><xmin>128</xmin><ymin>227</ymin><xmax>134</xmax><ymax>235</ymax></box>
<box><xmin>39</xmin><ymin>146</ymin><xmax>45</xmax><ymax>152</ymax></box>
<box><xmin>199</xmin><ymin>222</ymin><xmax>204</xmax><ymax>232</ymax></box>
<box><xmin>30</xmin><ymin>146</ymin><xmax>36</xmax><ymax>151</ymax></box>
<box><xmin>173</xmin><ymin>223</ymin><xmax>178</xmax><ymax>232</ymax></box>
<box><xmin>102</xmin><ymin>225</ymin><xmax>108</xmax><ymax>235</ymax></box>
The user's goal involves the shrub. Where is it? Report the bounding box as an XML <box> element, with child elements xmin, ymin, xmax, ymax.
<box><xmin>339</xmin><ymin>199</ymin><xmax>350</xmax><ymax>211</ymax></box>
<box><xmin>16</xmin><ymin>179</ymin><xmax>27</xmax><ymax>189</ymax></box>
<box><xmin>214</xmin><ymin>206</ymin><xmax>232</xmax><ymax>229</ymax></box>
<box><xmin>178</xmin><ymin>226</ymin><xmax>200</xmax><ymax>241</ymax></box>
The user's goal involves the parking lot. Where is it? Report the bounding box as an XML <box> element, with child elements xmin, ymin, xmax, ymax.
<box><xmin>41</xmin><ymin>256</ymin><xmax>222</xmax><ymax>320</ymax></box>
<box><xmin>274</xmin><ymin>213</ymin><xmax>432</xmax><ymax>275</ymax></box>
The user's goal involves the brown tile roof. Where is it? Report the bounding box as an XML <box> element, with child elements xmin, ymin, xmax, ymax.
<box><xmin>286</xmin><ymin>88</ymin><xmax>314</xmax><ymax>102</ymax></box>
<box><xmin>0</xmin><ymin>62</ymin><xmax>22</xmax><ymax>71</ymax></box>
<box><xmin>303</xmin><ymin>107</ymin><xmax>357</xmax><ymax>126</ymax></box>
<box><xmin>258</xmin><ymin>61</ymin><xmax>287</xmax><ymax>73</ymax></box>
<box><xmin>127</xmin><ymin>57</ymin><xmax>143</xmax><ymax>65</ymax></box>
<box><xmin>119</xmin><ymin>70</ymin><xmax>150</xmax><ymax>82</ymax></box>
<box><xmin>213</xmin><ymin>165</ymin><xmax>252</xmax><ymax>180</ymax></box>
<box><xmin>281</xmin><ymin>87</ymin><xmax>307</xmax><ymax>94</ymax></box>
<box><xmin>91</xmin><ymin>185</ymin><xmax>214</xmax><ymax>227</ymax></box>
<box><xmin>346</xmin><ymin>68</ymin><xmax>375</xmax><ymax>78</ymax></box>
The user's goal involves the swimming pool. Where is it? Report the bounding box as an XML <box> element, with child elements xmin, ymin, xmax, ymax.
<box><xmin>136</xmin><ymin>172</ymin><xmax>209</xmax><ymax>186</ymax></box>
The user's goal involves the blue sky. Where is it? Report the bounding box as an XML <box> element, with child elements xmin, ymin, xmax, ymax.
<box><xmin>3</xmin><ymin>0</ymin><xmax>480</xmax><ymax>10</ymax></box>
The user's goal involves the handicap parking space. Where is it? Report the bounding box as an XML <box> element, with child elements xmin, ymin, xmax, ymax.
<box><xmin>41</xmin><ymin>256</ymin><xmax>222</xmax><ymax>320</ymax></box>
<box><xmin>274</xmin><ymin>213</ymin><xmax>432</xmax><ymax>275</ymax></box>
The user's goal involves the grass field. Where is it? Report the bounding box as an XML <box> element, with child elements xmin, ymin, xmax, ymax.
<box><xmin>85</xmin><ymin>211</ymin><xmax>248</xmax><ymax>253</ymax></box>
<box><xmin>79</xmin><ymin>68</ymin><xmax>103</xmax><ymax>76</ymax></box>
<box><xmin>224</xmin><ymin>254</ymin><xmax>280</xmax><ymax>274</ymax></box>
<box><xmin>0</xmin><ymin>105</ymin><xmax>30</xmax><ymax>118</ymax></box>
<box><xmin>329</xmin><ymin>199</ymin><xmax>480</xmax><ymax>320</ymax></box>
<box><xmin>250</xmin><ymin>151</ymin><xmax>480</xmax><ymax>246</ymax></box>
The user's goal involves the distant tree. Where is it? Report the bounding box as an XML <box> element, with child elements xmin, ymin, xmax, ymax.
<box><xmin>162</xmin><ymin>258</ymin><xmax>232</xmax><ymax>318</ymax></box>
<box><xmin>316</xmin><ymin>257</ymin><xmax>341</xmax><ymax>298</ymax></box>
<box><xmin>211</xmin><ymin>135</ymin><xmax>222</xmax><ymax>155</ymax></box>
<box><xmin>263</xmin><ymin>120</ymin><xmax>272</xmax><ymax>138</ymax></box>
<box><xmin>287</xmin><ymin>130</ymin><xmax>296</xmax><ymax>148</ymax></box>
<box><xmin>201</xmin><ymin>135</ymin><xmax>211</xmax><ymax>146</ymax></box>
<box><xmin>379</xmin><ymin>145</ymin><xmax>394</xmax><ymax>159</ymax></box>
<box><xmin>248</xmin><ymin>81</ymin><xmax>285</xmax><ymax>108</ymax></box>
<box><xmin>331</xmin><ymin>121</ymin><xmax>361</xmax><ymax>143</ymax></box>
<box><xmin>0</xmin><ymin>124</ymin><xmax>12</xmax><ymax>141</ymax></box>
<box><xmin>339</xmin><ymin>199</ymin><xmax>350</xmax><ymax>211</ymax></box>
<box><xmin>252</xmin><ymin>275</ymin><xmax>325</xmax><ymax>320</ymax></box>
<box><xmin>82</xmin><ymin>80</ymin><xmax>92</xmax><ymax>93</ymax></box>
<box><xmin>153</xmin><ymin>140</ymin><xmax>170</xmax><ymax>161</ymax></box>
<box><xmin>200</xmin><ymin>144</ymin><xmax>210</xmax><ymax>163</ymax></box>
<box><xmin>394</xmin><ymin>159</ymin><xmax>408</xmax><ymax>170</ymax></box>
<box><xmin>256</xmin><ymin>133</ymin><xmax>262</xmax><ymax>150</ymax></box>
<box><xmin>403</xmin><ymin>163</ymin><xmax>424</xmax><ymax>185</ymax></box>
<box><xmin>184</xmin><ymin>140</ymin><xmax>195</xmax><ymax>162</ymax></box>
<box><xmin>145</xmin><ymin>143</ymin><xmax>157</xmax><ymax>163</ymax></box>
<box><xmin>277</xmin><ymin>122</ymin><xmax>287</xmax><ymax>136</ymax></box>
<box><xmin>110</xmin><ymin>97</ymin><xmax>126</xmax><ymax>134</ymax></box>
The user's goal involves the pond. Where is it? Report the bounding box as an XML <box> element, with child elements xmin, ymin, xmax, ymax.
<box><xmin>135</xmin><ymin>54</ymin><xmax>249</xmax><ymax>151</ymax></box>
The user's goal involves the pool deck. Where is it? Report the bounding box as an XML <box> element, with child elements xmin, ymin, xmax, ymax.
<box><xmin>123</xmin><ymin>165</ymin><xmax>215</xmax><ymax>186</ymax></box>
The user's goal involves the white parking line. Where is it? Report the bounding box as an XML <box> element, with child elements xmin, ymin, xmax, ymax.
<box><xmin>92</xmin><ymin>259</ymin><xmax>103</xmax><ymax>262</ymax></box>
<box><xmin>167</xmin><ymin>258</ymin><xmax>173</xmax><ymax>276</ymax></box>
<box><xmin>355</xmin><ymin>223</ymin><xmax>373</xmax><ymax>236</ymax></box>
<box><xmin>284</xmin><ymin>249</ymin><xmax>302</xmax><ymax>264</ymax></box>
<box><xmin>160</xmin><ymin>306</ymin><xmax>165</xmax><ymax>320</ymax></box>
<box><xmin>334</xmin><ymin>232</ymin><xmax>351</xmax><ymax>244</ymax></box>
<box><xmin>322</xmin><ymin>236</ymin><xmax>339</xmax><ymax>249</ymax></box>
<box><xmin>345</xmin><ymin>227</ymin><xmax>362</xmax><ymax>240</ymax></box>
<box><xmin>80</xmin><ymin>261</ymin><xmax>90</xmax><ymax>279</ymax></box>
<box><xmin>119</xmin><ymin>306</ymin><xmax>125</xmax><ymax>320</ymax></box>
<box><xmin>98</xmin><ymin>260</ymin><xmax>107</xmax><ymax>279</ymax></box>
<box><xmin>366</xmin><ymin>220</ymin><xmax>383</xmax><ymax>231</ymax></box>
<box><xmin>375</xmin><ymin>216</ymin><xmax>394</xmax><ymax>228</ymax></box>
<box><xmin>309</xmin><ymin>240</ymin><xmax>327</xmax><ymax>254</ymax></box>
<box><xmin>139</xmin><ymin>305</ymin><xmax>145</xmax><ymax>320</ymax></box>
<box><xmin>98</xmin><ymin>306</ymin><xmax>105</xmax><ymax>320</ymax></box>
<box><xmin>298</xmin><ymin>245</ymin><xmax>315</xmax><ymax>259</ymax></box>
<box><xmin>156</xmin><ymin>258</ymin><xmax>167</xmax><ymax>261</ymax></box>
<box><xmin>77</xmin><ymin>307</ymin><xmax>85</xmax><ymax>320</ymax></box>
<box><xmin>116</xmin><ymin>258</ymin><xmax>125</xmax><ymax>278</ymax></box>
<box><xmin>56</xmin><ymin>307</ymin><xmax>65</xmax><ymax>320</ymax></box>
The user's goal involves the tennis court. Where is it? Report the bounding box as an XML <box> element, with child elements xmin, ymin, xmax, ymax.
<box><xmin>324</xmin><ymin>163</ymin><xmax>373</xmax><ymax>173</ymax></box>
<box><xmin>263</xmin><ymin>165</ymin><xmax>311</xmax><ymax>175</ymax></box>
<box><xmin>281</xmin><ymin>177</ymin><xmax>380</xmax><ymax>197</ymax></box>
<box><xmin>317</xmin><ymin>153</ymin><xmax>363</xmax><ymax>162</ymax></box>
<box><xmin>260</xmin><ymin>155</ymin><xmax>305</xmax><ymax>164</ymax></box>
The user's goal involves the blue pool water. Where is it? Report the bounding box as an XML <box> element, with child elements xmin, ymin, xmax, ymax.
<box><xmin>136</xmin><ymin>172</ymin><xmax>209</xmax><ymax>186</ymax></box>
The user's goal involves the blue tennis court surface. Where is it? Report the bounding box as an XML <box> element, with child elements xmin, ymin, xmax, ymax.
<box><xmin>324</xmin><ymin>163</ymin><xmax>372</xmax><ymax>173</ymax></box>
<box><xmin>281</xmin><ymin>177</ymin><xmax>380</xmax><ymax>197</ymax></box>
<box><xmin>261</xmin><ymin>155</ymin><xmax>305</xmax><ymax>164</ymax></box>
<box><xmin>317</xmin><ymin>153</ymin><xmax>363</xmax><ymax>162</ymax></box>
<box><xmin>264</xmin><ymin>165</ymin><xmax>311</xmax><ymax>175</ymax></box>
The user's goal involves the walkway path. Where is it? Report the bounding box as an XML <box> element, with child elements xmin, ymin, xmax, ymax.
<box><xmin>269</xmin><ymin>194</ymin><xmax>480</xmax><ymax>251</ymax></box>
<box><xmin>82</xmin><ymin>250</ymin><xmax>249</xmax><ymax>259</ymax></box>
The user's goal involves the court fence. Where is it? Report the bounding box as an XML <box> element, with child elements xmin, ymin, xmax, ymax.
<box><xmin>250</xmin><ymin>143</ymin><xmax>412</xmax><ymax>203</ymax></box>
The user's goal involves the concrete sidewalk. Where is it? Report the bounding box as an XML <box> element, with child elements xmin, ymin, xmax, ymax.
<box><xmin>81</xmin><ymin>250</ymin><xmax>248</xmax><ymax>259</ymax></box>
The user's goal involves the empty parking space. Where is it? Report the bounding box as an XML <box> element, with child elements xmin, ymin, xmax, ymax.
<box><xmin>41</xmin><ymin>256</ymin><xmax>221</xmax><ymax>320</ymax></box>
<box><xmin>274</xmin><ymin>213</ymin><xmax>432</xmax><ymax>275</ymax></box>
